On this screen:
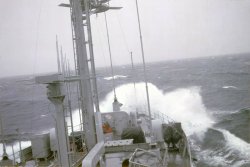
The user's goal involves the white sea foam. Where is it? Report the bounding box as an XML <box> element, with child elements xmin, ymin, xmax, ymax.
<box><xmin>198</xmin><ymin>149</ymin><xmax>231</xmax><ymax>166</ymax></box>
<box><xmin>68</xmin><ymin>109</ymin><xmax>82</xmax><ymax>132</ymax></box>
<box><xmin>72</xmin><ymin>83</ymin><xmax>213</xmax><ymax>136</ymax></box>
<box><xmin>219</xmin><ymin>129</ymin><xmax>250</xmax><ymax>159</ymax></box>
<box><xmin>103</xmin><ymin>75</ymin><xmax>127</xmax><ymax>80</ymax></box>
<box><xmin>222</xmin><ymin>86</ymin><xmax>238</xmax><ymax>89</ymax></box>
<box><xmin>99</xmin><ymin>82</ymin><xmax>213</xmax><ymax>136</ymax></box>
<box><xmin>198</xmin><ymin>128</ymin><xmax>250</xmax><ymax>167</ymax></box>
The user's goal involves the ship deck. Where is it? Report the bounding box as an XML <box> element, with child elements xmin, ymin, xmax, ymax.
<box><xmin>167</xmin><ymin>151</ymin><xmax>191</xmax><ymax>167</ymax></box>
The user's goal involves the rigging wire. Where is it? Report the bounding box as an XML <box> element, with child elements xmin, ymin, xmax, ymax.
<box><xmin>135</xmin><ymin>0</ymin><xmax>153</xmax><ymax>139</ymax></box>
<box><xmin>30</xmin><ymin>0</ymin><xmax>44</xmax><ymax>137</ymax></box>
<box><xmin>32</xmin><ymin>0</ymin><xmax>44</xmax><ymax>76</ymax></box>
<box><xmin>115</xmin><ymin>12</ymin><xmax>130</xmax><ymax>53</ymax></box>
<box><xmin>130</xmin><ymin>52</ymin><xmax>139</xmax><ymax>112</ymax></box>
<box><xmin>130</xmin><ymin>52</ymin><xmax>136</xmax><ymax>90</ymax></box>
<box><xmin>104</xmin><ymin>12</ymin><xmax>117</xmax><ymax>100</ymax></box>
<box><xmin>65</xmin><ymin>59</ymin><xmax>76</xmax><ymax>152</ymax></box>
<box><xmin>114</xmin><ymin>11</ymin><xmax>141</xmax><ymax>111</ymax></box>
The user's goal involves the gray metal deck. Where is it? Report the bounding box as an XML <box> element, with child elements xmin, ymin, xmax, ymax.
<box><xmin>167</xmin><ymin>151</ymin><xmax>191</xmax><ymax>167</ymax></box>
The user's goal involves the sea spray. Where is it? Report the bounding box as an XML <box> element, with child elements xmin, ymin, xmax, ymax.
<box><xmin>99</xmin><ymin>82</ymin><xmax>213</xmax><ymax>136</ymax></box>
<box><xmin>103</xmin><ymin>75</ymin><xmax>127</xmax><ymax>81</ymax></box>
<box><xmin>218</xmin><ymin>129</ymin><xmax>250</xmax><ymax>159</ymax></box>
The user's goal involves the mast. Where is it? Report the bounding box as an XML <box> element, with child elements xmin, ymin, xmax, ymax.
<box><xmin>83</xmin><ymin>0</ymin><xmax>100</xmax><ymax>113</ymax></box>
<box><xmin>70</xmin><ymin>0</ymin><xmax>97</xmax><ymax>149</ymax></box>
<box><xmin>135</xmin><ymin>0</ymin><xmax>153</xmax><ymax>139</ymax></box>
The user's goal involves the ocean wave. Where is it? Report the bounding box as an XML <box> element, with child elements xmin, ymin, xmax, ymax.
<box><xmin>214</xmin><ymin>72</ymin><xmax>250</xmax><ymax>76</ymax></box>
<box><xmin>196</xmin><ymin>128</ymin><xmax>250</xmax><ymax>167</ymax></box>
<box><xmin>103</xmin><ymin>75</ymin><xmax>127</xmax><ymax>80</ymax></box>
<box><xmin>219</xmin><ymin>129</ymin><xmax>250</xmax><ymax>159</ymax></box>
<box><xmin>198</xmin><ymin>149</ymin><xmax>232</xmax><ymax>167</ymax></box>
<box><xmin>215</xmin><ymin>108</ymin><xmax>250</xmax><ymax>143</ymax></box>
<box><xmin>213</xmin><ymin>108</ymin><xmax>250</xmax><ymax>118</ymax></box>
<box><xmin>0</xmin><ymin>84</ymin><xmax>7</xmax><ymax>90</ymax></box>
<box><xmin>99</xmin><ymin>83</ymin><xmax>213</xmax><ymax>137</ymax></box>
<box><xmin>222</xmin><ymin>86</ymin><xmax>238</xmax><ymax>89</ymax></box>
<box><xmin>237</xmin><ymin>107</ymin><xmax>250</xmax><ymax>114</ymax></box>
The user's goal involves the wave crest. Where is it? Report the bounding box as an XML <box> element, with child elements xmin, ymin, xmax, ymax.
<box><xmin>99</xmin><ymin>83</ymin><xmax>213</xmax><ymax>136</ymax></box>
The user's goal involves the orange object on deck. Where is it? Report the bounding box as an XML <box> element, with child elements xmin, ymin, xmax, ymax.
<box><xmin>102</xmin><ymin>122</ymin><xmax>113</xmax><ymax>134</ymax></box>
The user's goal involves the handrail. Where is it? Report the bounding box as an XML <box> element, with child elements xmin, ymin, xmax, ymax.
<box><xmin>82</xmin><ymin>142</ymin><xmax>104</xmax><ymax>167</ymax></box>
<box><xmin>152</xmin><ymin>111</ymin><xmax>193</xmax><ymax>166</ymax></box>
<box><xmin>182</xmin><ymin>133</ymin><xmax>193</xmax><ymax>167</ymax></box>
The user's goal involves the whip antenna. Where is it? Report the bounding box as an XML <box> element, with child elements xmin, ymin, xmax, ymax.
<box><xmin>104</xmin><ymin>12</ymin><xmax>122</xmax><ymax>111</ymax></box>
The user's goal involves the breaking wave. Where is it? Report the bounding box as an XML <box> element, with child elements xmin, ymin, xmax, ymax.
<box><xmin>222</xmin><ymin>86</ymin><xmax>238</xmax><ymax>89</ymax></box>
<box><xmin>103</xmin><ymin>75</ymin><xmax>127</xmax><ymax>80</ymax></box>
<box><xmin>219</xmin><ymin>129</ymin><xmax>250</xmax><ymax>159</ymax></box>
<box><xmin>197</xmin><ymin>128</ymin><xmax>250</xmax><ymax>167</ymax></box>
<box><xmin>99</xmin><ymin>82</ymin><xmax>213</xmax><ymax>136</ymax></box>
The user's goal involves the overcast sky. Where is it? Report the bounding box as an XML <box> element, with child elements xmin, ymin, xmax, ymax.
<box><xmin>0</xmin><ymin>0</ymin><xmax>250</xmax><ymax>77</ymax></box>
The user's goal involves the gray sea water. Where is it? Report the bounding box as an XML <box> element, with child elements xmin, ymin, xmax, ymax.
<box><xmin>0</xmin><ymin>53</ymin><xmax>250</xmax><ymax>166</ymax></box>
